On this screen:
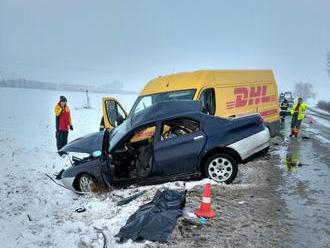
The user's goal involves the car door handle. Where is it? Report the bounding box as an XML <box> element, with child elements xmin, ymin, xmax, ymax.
<box><xmin>193</xmin><ymin>135</ymin><xmax>204</xmax><ymax>141</ymax></box>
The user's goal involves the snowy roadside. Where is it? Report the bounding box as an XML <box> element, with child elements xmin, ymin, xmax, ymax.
<box><xmin>0</xmin><ymin>123</ymin><xmax>221</xmax><ymax>248</ymax></box>
<box><xmin>0</xmin><ymin>87</ymin><xmax>288</xmax><ymax>248</ymax></box>
<box><xmin>0</xmin><ymin>123</ymin><xmax>286</xmax><ymax>248</ymax></box>
<box><xmin>0</xmin><ymin>88</ymin><xmax>226</xmax><ymax>248</ymax></box>
<box><xmin>0</xmin><ymin>88</ymin><xmax>138</xmax><ymax>248</ymax></box>
<box><xmin>308</xmin><ymin>106</ymin><xmax>330</xmax><ymax>118</ymax></box>
<box><xmin>304</xmin><ymin>106</ymin><xmax>330</xmax><ymax>144</ymax></box>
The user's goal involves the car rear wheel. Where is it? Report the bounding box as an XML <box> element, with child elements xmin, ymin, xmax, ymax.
<box><xmin>203</xmin><ymin>153</ymin><xmax>238</xmax><ymax>184</ymax></box>
<box><xmin>78</xmin><ymin>174</ymin><xmax>95</xmax><ymax>192</ymax></box>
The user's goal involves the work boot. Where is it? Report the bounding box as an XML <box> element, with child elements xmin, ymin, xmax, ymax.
<box><xmin>290</xmin><ymin>129</ymin><xmax>295</xmax><ymax>137</ymax></box>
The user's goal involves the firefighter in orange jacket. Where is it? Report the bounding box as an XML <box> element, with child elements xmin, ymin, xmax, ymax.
<box><xmin>55</xmin><ymin>96</ymin><xmax>73</xmax><ymax>150</ymax></box>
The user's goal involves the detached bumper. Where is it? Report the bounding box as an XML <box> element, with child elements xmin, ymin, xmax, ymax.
<box><xmin>60</xmin><ymin>177</ymin><xmax>75</xmax><ymax>190</ymax></box>
<box><xmin>55</xmin><ymin>169</ymin><xmax>75</xmax><ymax>191</ymax></box>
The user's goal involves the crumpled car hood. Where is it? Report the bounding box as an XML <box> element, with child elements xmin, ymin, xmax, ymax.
<box><xmin>58</xmin><ymin>131</ymin><xmax>104</xmax><ymax>155</ymax></box>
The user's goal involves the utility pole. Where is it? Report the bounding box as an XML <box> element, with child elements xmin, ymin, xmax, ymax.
<box><xmin>85</xmin><ymin>89</ymin><xmax>91</xmax><ymax>109</ymax></box>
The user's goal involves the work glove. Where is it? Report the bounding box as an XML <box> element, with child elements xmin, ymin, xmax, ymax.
<box><xmin>70</xmin><ymin>125</ymin><xmax>73</xmax><ymax>131</ymax></box>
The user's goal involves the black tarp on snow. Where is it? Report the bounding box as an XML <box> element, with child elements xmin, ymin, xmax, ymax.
<box><xmin>115</xmin><ymin>189</ymin><xmax>186</xmax><ymax>243</ymax></box>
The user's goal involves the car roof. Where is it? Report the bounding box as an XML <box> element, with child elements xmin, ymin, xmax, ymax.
<box><xmin>107</xmin><ymin>100</ymin><xmax>204</xmax><ymax>152</ymax></box>
<box><xmin>129</xmin><ymin>100</ymin><xmax>203</xmax><ymax>128</ymax></box>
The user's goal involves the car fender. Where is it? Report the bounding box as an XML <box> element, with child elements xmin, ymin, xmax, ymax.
<box><xmin>227</xmin><ymin>128</ymin><xmax>270</xmax><ymax>161</ymax></box>
<box><xmin>200</xmin><ymin>146</ymin><xmax>242</xmax><ymax>168</ymax></box>
<box><xmin>61</xmin><ymin>159</ymin><xmax>105</xmax><ymax>189</ymax></box>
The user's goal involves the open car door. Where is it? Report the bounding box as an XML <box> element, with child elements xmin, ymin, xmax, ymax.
<box><xmin>102</xmin><ymin>97</ymin><xmax>128</xmax><ymax>129</ymax></box>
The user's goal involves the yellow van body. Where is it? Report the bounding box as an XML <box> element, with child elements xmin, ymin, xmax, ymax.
<box><xmin>102</xmin><ymin>70</ymin><xmax>280</xmax><ymax>136</ymax></box>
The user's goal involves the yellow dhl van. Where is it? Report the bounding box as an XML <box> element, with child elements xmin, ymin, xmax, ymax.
<box><xmin>102</xmin><ymin>70</ymin><xmax>280</xmax><ymax>137</ymax></box>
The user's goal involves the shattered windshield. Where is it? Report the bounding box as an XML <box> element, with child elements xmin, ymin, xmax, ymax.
<box><xmin>130</xmin><ymin>89</ymin><xmax>196</xmax><ymax>116</ymax></box>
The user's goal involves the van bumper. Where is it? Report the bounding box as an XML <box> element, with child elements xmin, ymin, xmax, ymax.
<box><xmin>265</xmin><ymin>120</ymin><xmax>280</xmax><ymax>137</ymax></box>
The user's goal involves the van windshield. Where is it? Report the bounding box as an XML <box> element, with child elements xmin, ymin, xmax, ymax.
<box><xmin>130</xmin><ymin>89</ymin><xmax>196</xmax><ymax>116</ymax></box>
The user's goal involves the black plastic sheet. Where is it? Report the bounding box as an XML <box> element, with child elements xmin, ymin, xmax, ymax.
<box><xmin>115</xmin><ymin>189</ymin><xmax>186</xmax><ymax>243</ymax></box>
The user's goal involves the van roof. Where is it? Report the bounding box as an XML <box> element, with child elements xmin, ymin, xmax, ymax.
<box><xmin>140</xmin><ymin>69</ymin><xmax>275</xmax><ymax>96</ymax></box>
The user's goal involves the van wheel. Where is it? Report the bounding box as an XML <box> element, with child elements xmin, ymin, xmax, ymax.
<box><xmin>78</xmin><ymin>174</ymin><xmax>95</xmax><ymax>192</ymax></box>
<box><xmin>203</xmin><ymin>153</ymin><xmax>238</xmax><ymax>184</ymax></box>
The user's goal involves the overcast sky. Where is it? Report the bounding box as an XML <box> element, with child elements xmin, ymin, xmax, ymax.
<box><xmin>0</xmin><ymin>0</ymin><xmax>329</xmax><ymax>100</ymax></box>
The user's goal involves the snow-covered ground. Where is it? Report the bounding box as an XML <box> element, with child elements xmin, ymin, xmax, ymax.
<box><xmin>304</xmin><ymin>106</ymin><xmax>330</xmax><ymax>144</ymax></box>
<box><xmin>0</xmin><ymin>88</ymin><xmax>215</xmax><ymax>248</ymax></box>
<box><xmin>309</xmin><ymin>106</ymin><xmax>330</xmax><ymax>117</ymax></box>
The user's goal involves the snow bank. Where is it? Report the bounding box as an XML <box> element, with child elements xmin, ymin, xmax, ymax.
<box><xmin>0</xmin><ymin>88</ymin><xmax>139</xmax><ymax>247</ymax></box>
<box><xmin>309</xmin><ymin>106</ymin><xmax>330</xmax><ymax>117</ymax></box>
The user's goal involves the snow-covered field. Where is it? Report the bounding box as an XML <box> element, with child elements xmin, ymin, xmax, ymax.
<box><xmin>0</xmin><ymin>88</ymin><xmax>214</xmax><ymax>248</ymax></box>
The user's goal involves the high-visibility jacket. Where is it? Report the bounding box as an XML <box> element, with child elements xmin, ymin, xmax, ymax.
<box><xmin>290</xmin><ymin>102</ymin><xmax>307</xmax><ymax>120</ymax></box>
<box><xmin>55</xmin><ymin>103</ymin><xmax>72</xmax><ymax>131</ymax></box>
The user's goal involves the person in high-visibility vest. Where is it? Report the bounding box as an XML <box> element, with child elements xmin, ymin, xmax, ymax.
<box><xmin>290</xmin><ymin>97</ymin><xmax>307</xmax><ymax>137</ymax></box>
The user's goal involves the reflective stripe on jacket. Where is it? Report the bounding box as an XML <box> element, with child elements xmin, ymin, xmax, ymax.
<box><xmin>280</xmin><ymin>102</ymin><xmax>289</xmax><ymax>110</ymax></box>
<box><xmin>290</xmin><ymin>102</ymin><xmax>307</xmax><ymax>120</ymax></box>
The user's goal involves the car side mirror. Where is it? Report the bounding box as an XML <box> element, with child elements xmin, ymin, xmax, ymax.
<box><xmin>92</xmin><ymin>150</ymin><xmax>102</xmax><ymax>158</ymax></box>
<box><xmin>116</xmin><ymin>115</ymin><xmax>125</xmax><ymax>125</ymax></box>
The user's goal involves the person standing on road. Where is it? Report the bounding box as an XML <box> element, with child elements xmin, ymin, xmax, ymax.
<box><xmin>55</xmin><ymin>96</ymin><xmax>73</xmax><ymax>150</ymax></box>
<box><xmin>280</xmin><ymin>98</ymin><xmax>289</xmax><ymax>122</ymax></box>
<box><xmin>290</xmin><ymin>97</ymin><xmax>307</xmax><ymax>137</ymax></box>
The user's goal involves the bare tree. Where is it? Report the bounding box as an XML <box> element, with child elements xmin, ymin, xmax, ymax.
<box><xmin>293</xmin><ymin>82</ymin><xmax>316</xmax><ymax>101</ymax></box>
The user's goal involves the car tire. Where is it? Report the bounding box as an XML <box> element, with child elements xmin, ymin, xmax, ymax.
<box><xmin>77</xmin><ymin>173</ymin><xmax>95</xmax><ymax>192</ymax></box>
<box><xmin>203</xmin><ymin>153</ymin><xmax>238</xmax><ymax>184</ymax></box>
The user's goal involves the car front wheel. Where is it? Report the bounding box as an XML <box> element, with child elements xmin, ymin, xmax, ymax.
<box><xmin>203</xmin><ymin>153</ymin><xmax>238</xmax><ymax>184</ymax></box>
<box><xmin>78</xmin><ymin>174</ymin><xmax>95</xmax><ymax>192</ymax></box>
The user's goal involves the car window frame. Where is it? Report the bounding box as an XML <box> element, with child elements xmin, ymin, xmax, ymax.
<box><xmin>198</xmin><ymin>87</ymin><xmax>216</xmax><ymax>115</ymax></box>
<box><xmin>110</xmin><ymin>122</ymin><xmax>160</xmax><ymax>152</ymax></box>
<box><xmin>159</xmin><ymin>117</ymin><xmax>201</xmax><ymax>143</ymax></box>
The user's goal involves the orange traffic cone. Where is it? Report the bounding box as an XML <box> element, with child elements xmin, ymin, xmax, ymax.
<box><xmin>195</xmin><ymin>183</ymin><xmax>215</xmax><ymax>219</ymax></box>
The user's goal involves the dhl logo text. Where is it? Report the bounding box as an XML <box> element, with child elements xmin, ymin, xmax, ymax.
<box><xmin>226</xmin><ymin>85</ymin><xmax>276</xmax><ymax>109</ymax></box>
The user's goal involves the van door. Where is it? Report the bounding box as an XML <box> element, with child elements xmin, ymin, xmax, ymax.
<box><xmin>102</xmin><ymin>97</ymin><xmax>128</xmax><ymax>129</ymax></box>
<box><xmin>199</xmin><ymin>88</ymin><xmax>216</xmax><ymax>115</ymax></box>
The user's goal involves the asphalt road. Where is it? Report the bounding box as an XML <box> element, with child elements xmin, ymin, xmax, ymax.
<box><xmin>277</xmin><ymin>113</ymin><xmax>330</xmax><ymax>248</ymax></box>
<box><xmin>166</xmin><ymin>112</ymin><xmax>330</xmax><ymax>248</ymax></box>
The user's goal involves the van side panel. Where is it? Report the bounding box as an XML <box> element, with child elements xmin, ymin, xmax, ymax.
<box><xmin>212</xmin><ymin>71</ymin><xmax>279</xmax><ymax>136</ymax></box>
<box><xmin>215</xmin><ymin>82</ymin><xmax>278</xmax><ymax>119</ymax></box>
<box><xmin>139</xmin><ymin>70</ymin><xmax>280</xmax><ymax>136</ymax></box>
